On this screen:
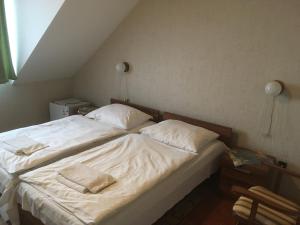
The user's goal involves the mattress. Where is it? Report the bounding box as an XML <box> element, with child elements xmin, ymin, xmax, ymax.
<box><xmin>17</xmin><ymin>137</ymin><xmax>226</xmax><ymax>225</ymax></box>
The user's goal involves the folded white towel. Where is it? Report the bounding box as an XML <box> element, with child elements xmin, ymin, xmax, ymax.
<box><xmin>58</xmin><ymin>163</ymin><xmax>116</xmax><ymax>193</ymax></box>
<box><xmin>56</xmin><ymin>174</ymin><xmax>88</xmax><ymax>193</ymax></box>
<box><xmin>2</xmin><ymin>136</ymin><xmax>48</xmax><ymax>155</ymax></box>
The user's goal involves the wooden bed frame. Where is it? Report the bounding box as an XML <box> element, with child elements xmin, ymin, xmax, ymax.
<box><xmin>18</xmin><ymin>102</ymin><xmax>233</xmax><ymax>225</ymax></box>
<box><xmin>110</xmin><ymin>99</ymin><xmax>233</xmax><ymax>146</ymax></box>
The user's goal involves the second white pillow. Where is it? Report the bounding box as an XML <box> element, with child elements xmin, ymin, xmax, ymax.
<box><xmin>140</xmin><ymin>119</ymin><xmax>219</xmax><ymax>153</ymax></box>
<box><xmin>86</xmin><ymin>104</ymin><xmax>152</xmax><ymax>130</ymax></box>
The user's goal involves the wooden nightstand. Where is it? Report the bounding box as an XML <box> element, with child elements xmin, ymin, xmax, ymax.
<box><xmin>219</xmin><ymin>148</ymin><xmax>276</xmax><ymax>197</ymax></box>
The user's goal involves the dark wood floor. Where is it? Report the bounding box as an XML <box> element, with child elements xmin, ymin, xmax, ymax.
<box><xmin>153</xmin><ymin>175</ymin><xmax>237</xmax><ymax>225</ymax></box>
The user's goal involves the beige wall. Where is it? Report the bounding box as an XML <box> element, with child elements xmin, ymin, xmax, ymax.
<box><xmin>74</xmin><ymin>0</ymin><xmax>300</xmax><ymax>198</ymax></box>
<box><xmin>0</xmin><ymin>78</ymin><xmax>73</xmax><ymax>132</ymax></box>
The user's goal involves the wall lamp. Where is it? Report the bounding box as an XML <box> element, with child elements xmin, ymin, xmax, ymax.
<box><xmin>116</xmin><ymin>62</ymin><xmax>130</xmax><ymax>73</ymax></box>
<box><xmin>265</xmin><ymin>80</ymin><xmax>284</xmax><ymax>97</ymax></box>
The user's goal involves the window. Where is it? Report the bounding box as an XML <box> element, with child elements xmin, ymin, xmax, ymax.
<box><xmin>4</xmin><ymin>0</ymin><xmax>17</xmax><ymax>73</ymax></box>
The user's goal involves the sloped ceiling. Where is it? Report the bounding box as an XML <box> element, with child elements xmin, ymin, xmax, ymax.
<box><xmin>16</xmin><ymin>0</ymin><xmax>139</xmax><ymax>83</ymax></box>
<box><xmin>12</xmin><ymin>0</ymin><xmax>65</xmax><ymax>72</ymax></box>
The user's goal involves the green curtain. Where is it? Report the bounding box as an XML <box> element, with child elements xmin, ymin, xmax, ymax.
<box><xmin>0</xmin><ymin>0</ymin><xmax>16</xmax><ymax>84</ymax></box>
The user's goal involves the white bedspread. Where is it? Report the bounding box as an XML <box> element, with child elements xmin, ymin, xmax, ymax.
<box><xmin>19</xmin><ymin>134</ymin><xmax>196</xmax><ymax>225</ymax></box>
<box><xmin>0</xmin><ymin>115</ymin><xmax>125</xmax><ymax>174</ymax></box>
<box><xmin>0</xmin><ymin>115</ymin><xmax>126</xmax><ymax>224</ymax></box>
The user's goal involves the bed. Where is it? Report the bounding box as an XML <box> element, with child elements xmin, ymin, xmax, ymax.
<box><xmin>15</xmin><ymin>112</ymin><xmax>232</xmax><ymax>225</ymax></box>
<box><xmin>0</xmin><ymin>99</ymin><xmax>160</xmax><ymax>223</ymax></box>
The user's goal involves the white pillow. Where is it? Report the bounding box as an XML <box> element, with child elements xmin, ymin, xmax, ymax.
<box><xmin>86</xmin><ymin>104</ymin><xmax>152</xmax><ymax>130</ymax></box>
<box><xmin>140</xmin><ymin>120</ymin><xmax>219</xmax><ymax>153</ymax></box>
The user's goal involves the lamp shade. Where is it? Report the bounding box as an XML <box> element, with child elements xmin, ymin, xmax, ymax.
<box><xmin>116</xmin><ymin>62</ymin><xmax>129</xmax><ymax>73</ymax></box>
<box><xmin>265</xmin><ymin>81</ymin><xmax>283</xmax><ymax>97</ymax></box>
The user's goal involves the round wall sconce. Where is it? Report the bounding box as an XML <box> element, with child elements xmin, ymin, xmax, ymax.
<box><xmin>116</xmin><ymin>62</ymin><xmax>130</xmax><ymax>73</ymax></box>
<box><xmin>263</xmin><ymin>80</ymin><xmax>284</xmax><ymax>137</ymax></box>
<box><xmin>265</xmin><ymin>80</ymin><xmax>284</xmax><ymax>97</ymax></box>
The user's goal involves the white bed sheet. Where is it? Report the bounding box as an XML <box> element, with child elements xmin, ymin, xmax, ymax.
<box><xmin>17</xmin><ymin>138</ymin><xmax>226</xmax><ymax>225</ymax></box>
<box><xmin>0</xmin><ymin>115</ymin><xmax>127</xmax><ymax>174</ymax></box>
<box><xmin>19</xmin><ymin>134</ymin><xmax>195</xmax><ymax>225</ymax></box>
<box><xmin>0</xmin><ymin>136</ymin><xmax>114</xmax><ymax>196</ymax></box>
<box><xmin>0</xmin><ymin>115</ymin><xmax>129</xmax><ymax>224</ymax></box>
<box><xmin>0</xmin><ymin>167</ymin><xmax>13</xmax><ymax>194</ymax></box>
<box><xmin>0</xmin><ymin>120</ymin><xmax>155</xmax><ymax>193</ymax></box>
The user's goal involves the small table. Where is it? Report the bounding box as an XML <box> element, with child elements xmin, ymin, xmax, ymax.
<box><xmin>219</xmin><ymin>148</ymin><xmax>276</xmax><ymax>197</ymax></box>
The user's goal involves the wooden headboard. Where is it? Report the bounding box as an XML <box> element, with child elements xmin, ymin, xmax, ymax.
<box><xmin>163</xmin><ymin>112</ymin><xmax>233</xmax><ymax>147</ymax></box>
<box><xmin>110</xmin><ymin>98</ymin><xmax>161</xmax><ymax>122</ymax></box>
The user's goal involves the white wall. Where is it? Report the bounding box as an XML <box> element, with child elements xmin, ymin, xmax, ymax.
<box><xmin>0</xmin><ymin>78</ymin><xmax>73</xmax><ymax>132</ymax></box>
<box><xmin>13</xmin><ymin>0</ymin><xmax>65</xmax><ymax>72</ymax></box>
<box><xmin>16</xmin><ymin>0</ymin><xmax>139</xmax><ymax>83</ymax></box>
<box><xmin>74</xmin><ymin>0</ymin><xmax>300</xmax><ymax>200</ymax></box>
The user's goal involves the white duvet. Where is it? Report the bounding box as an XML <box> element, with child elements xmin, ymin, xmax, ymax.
<box><xmin>0</xmin><ymin>115</ymin><xmax>126</xmax><ymax>223</ymax></box>
<box><xmin>19</xmin><ymin>134</ymin><xmax>196</xmax><ymax>225</ymax></box>
<box><xmin>0</xmin><ymin>115</ymin><xmax>125</xmax><ymax>174</ymax></box>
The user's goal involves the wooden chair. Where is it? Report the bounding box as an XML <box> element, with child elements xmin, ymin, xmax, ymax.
<box><xmin>231</xmin><ymin>161</ymin><xmax>300</xmax><ymax>225</ymax></box>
